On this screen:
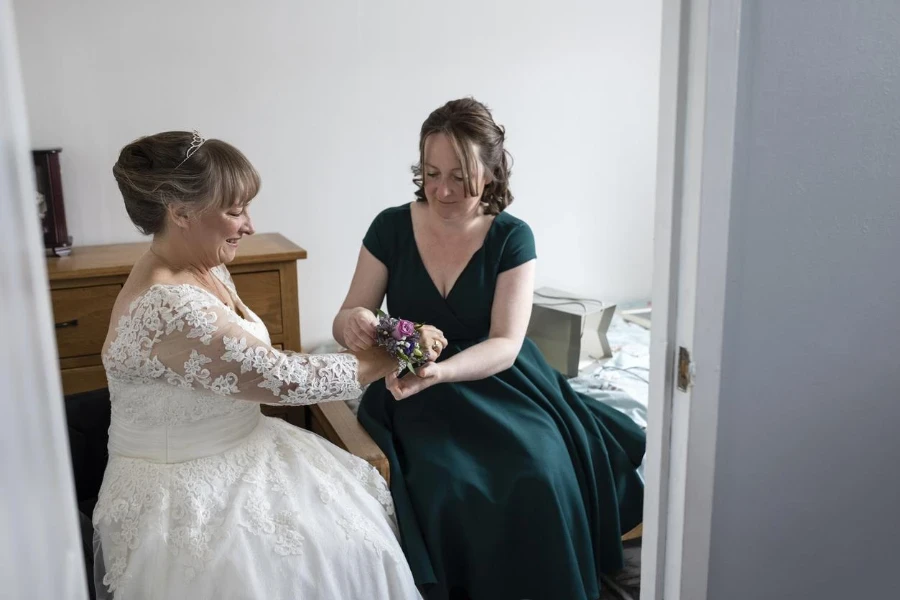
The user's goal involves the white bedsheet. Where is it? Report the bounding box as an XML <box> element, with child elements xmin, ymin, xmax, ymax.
<box><xmin>570</xmin><ymin>314</ymin><xmax>651</xmax><ymax>430</ymax></box>
<box><xmin>569</xmin><ymin>314</ymin><xmax>651</xmax><ymax>482</ymax></box>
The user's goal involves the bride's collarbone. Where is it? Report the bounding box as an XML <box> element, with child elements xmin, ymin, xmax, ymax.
<box><xmin>133</xmin><ymin>275</ymin><xmax>237</xmax><ymax>313</ymax></box>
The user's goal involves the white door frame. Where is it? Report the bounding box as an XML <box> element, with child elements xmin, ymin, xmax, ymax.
<box><xmin>641</xmin><ymin>0</ymin><xmax>743</xmax><ymax>598</ymax></box>
<box><xmin>0</xmin><ymin>0</ymin><xmax>89</xmax><ymax>597</ymax></box>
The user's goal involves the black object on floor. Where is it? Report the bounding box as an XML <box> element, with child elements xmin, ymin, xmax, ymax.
<box><xmin>600</xmin><ymin>538</ymin><xmax>642</xmax><ymax>600</ymax></box>
<box><xmin>64</xmin><ymin>387</ymin><xmax>112</xmax><ymax>600</ymax></box>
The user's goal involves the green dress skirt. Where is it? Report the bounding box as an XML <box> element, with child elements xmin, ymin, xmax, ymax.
<box><xmin>358</xmin><ymin>204</ymin><xmax>645</xmax><ymax>600</ymax></box>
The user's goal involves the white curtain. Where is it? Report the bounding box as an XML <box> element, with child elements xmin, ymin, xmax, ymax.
<box><xmin>0</xmin><ymin>0</ymin><xmax>88</xmax><ymax>597</ymax></box>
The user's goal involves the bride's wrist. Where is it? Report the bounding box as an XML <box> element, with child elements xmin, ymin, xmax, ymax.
<box><xmin>435</xmin><ymin>359</ymin><xmax>457</xmax><ymax>384</ymax></box>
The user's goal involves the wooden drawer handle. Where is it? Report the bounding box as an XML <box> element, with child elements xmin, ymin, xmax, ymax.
<box><xmin>55</xmin><ymin>319</ymin><xmax>79</xmax><ymax>329</ymax></box>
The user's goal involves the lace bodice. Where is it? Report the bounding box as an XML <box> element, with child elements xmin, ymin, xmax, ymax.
<box><xmin>92</xmin><ymin>266</ymin><xmax>419</xmax><ymax>599</ymax></box>
<box><xmin>101</xmin><ymin>266</ymin><xmax>362</xmax><ymax>461</ymax></box>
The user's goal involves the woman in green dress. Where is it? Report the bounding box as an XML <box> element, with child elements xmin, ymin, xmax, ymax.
<box><xmin>333</xmin><ymin>98</ymin><xmax>645</xmax><ymax>600</ymax></box>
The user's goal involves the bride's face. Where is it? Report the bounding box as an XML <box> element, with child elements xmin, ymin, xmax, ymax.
<box><xmin>422</xmin><ymin>133</ymin><xmax>492</xmax><ymax>220</ymax></box>
<box><xmin>182</xmin><ymin>200</ymin><xmax>256</xmax><ymax>266</ymax></box>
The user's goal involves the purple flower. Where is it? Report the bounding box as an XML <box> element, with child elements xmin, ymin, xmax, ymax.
<box><xmin>392</xmin><ymin>319</ymin><xmax>416</xmax><ymax>340</ymax></box>
<box><xmin>374</xmin><ymin>311</ymin><xmax>428</xmax><ymax>373</ymax></box>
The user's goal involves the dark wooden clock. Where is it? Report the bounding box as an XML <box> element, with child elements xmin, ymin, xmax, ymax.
<box><xmin>33</xmin><ymin>148</ymin><xmax>73</xmax><ymax>256</ymax></box>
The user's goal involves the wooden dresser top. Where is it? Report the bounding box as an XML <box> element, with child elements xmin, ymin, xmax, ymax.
<box><xmin>46</xmin><ymin>233</ymin><xmax>307</xmax><ymax>281</ymax></box>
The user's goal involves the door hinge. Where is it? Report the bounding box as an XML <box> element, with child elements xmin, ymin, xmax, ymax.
<box><xmin>677</xmin><ymin>346</ymin><xmax>694</xmax><ymax>391</ymax></box>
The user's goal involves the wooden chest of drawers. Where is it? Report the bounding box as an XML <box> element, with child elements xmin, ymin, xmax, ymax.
<box><xmin>47</xmin><ymin>233</ymin><xmax>388</xmax><ymax>480</ymax></box>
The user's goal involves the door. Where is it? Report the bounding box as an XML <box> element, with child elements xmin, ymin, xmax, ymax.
<box><xmin>642</xmin><ymin>0</ymin><xmax>743</xmax><ymax>599</ymax></box>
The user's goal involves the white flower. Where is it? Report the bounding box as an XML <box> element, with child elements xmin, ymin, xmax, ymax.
<box><xmin>186</xmin><ymin>309</ymin><xmax>218</xmax><ymax>343</ymax></box>
<box><xmin>259</xmin><ymin>373</ymin><xmax>283</xmax><ymax>395</ymax></box>
<box><xmin>184</xmin><ymin>350</ymin><xmax>212</xmax><ymax>378</ymax></box>
<box><xmin>249</xmin><ymin>347</ymin><xmax>273</xmax><ymax>373</ymax></box>
<box><xmin>221</xmin><ymin>336</ymin><xmax>250</xmax><ymax>365</ymax></box>
<box><xmin>210</xmin><ymin>373</ymin><xmax>239</xmax><ymax>395</ymax></box>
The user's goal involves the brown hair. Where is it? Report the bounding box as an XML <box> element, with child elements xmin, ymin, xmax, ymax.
<box><xmin>112</xmin><ymin>131</ymin><xmax>260</xmax><ymax>235</ymax></box>
<box><xmin>412</xmin><ymin>98</ymin><xmax>514</xmax><ymax>215</ymax></box>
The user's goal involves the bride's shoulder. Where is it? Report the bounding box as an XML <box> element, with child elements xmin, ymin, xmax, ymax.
<box><xmin>118</xmin><ymin>278</ymin><xmax>214</xmax><ymax>321</ymax></box>
<box><xmin>120</xmin><ymin>257</ymin><xmax>215</xmax><ymax>310</ymax></box>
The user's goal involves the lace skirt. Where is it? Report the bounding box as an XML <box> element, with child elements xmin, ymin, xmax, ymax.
<box><xmin>92</xmin><ymin>416</ymin><xmax>421</xmax><ymax>600</ymax></box>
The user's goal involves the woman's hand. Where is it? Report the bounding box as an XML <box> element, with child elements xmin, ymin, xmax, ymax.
<box><xmin>417</xmin><ymin>325</ymin><xmax>448</xmax><ymax>362</ymax></box>
<box><xmin>385</xmin><ymin>362</ymin><xmax>448</xmax><ymax>400</ymax></box>
<box><xmin>353</xmin><ymin>347</ymin><xmax>399</xmax><ymax>387</ymax></box>
<box><xmin>342</xmin><ymin>307</ymin><xmax>378</xmax><ymax>351</ymax></box>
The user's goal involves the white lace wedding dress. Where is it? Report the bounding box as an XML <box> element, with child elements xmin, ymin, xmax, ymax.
<box><xmin>92</xmin><ymin>266</ymin><xmax>421</xmax><ymax>599</ymax></box>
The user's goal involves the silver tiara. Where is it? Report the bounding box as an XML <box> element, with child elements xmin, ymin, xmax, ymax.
<box><xmin>174</xmin><ymin>130</ymin><xmax>206</xmax><ymax>169</ymax></box>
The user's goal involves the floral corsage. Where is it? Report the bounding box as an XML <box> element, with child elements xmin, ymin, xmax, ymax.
<box><xmin>374</xmin><ymin>310</ymin><xmax>427</xmax><ymax>375</ymax></box>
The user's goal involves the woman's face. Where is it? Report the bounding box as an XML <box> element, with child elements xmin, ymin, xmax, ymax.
<box><xmin>422</xmin><ymin>133</ymin><xmax>491</xmax><ymax>220</ymax></box>
<box><xmin>183</xmin><ymin>200</ymin><xmax>256</xmax><ymax>266</ymax></box>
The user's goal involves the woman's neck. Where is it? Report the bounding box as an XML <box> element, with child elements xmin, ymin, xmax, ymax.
<box><xmin>420</xmin><ymin>201</ymin><xmax>487</xmax><ymax>235</ymax></box>
<box><xmin>149</xmin><ymin>235</ymin><xmax>214</xmax><ymax>277</ymax></box>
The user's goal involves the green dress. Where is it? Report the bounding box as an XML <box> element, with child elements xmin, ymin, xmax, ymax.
<box><xmin>358</xmin><ymin>204</ymin><xmax>645</xmax><ymax>600</ymax></box>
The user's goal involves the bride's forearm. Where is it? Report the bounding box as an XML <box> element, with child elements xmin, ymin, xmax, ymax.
<box><xmin>439</xmin><ymin>337</ymin><xmax>521</xmax><ymax>383</ymax></box>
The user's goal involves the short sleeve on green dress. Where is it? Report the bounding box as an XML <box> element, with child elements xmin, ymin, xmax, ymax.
<box><xmin>497</xmin><ymin>221</ymin><xmax>537</xmax><ymax>272</ymax></box>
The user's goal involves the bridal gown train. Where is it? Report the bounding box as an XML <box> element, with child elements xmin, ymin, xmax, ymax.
<box><xmin>92</xmin><ymin>265</ymin><xmax>421</xmax><ymax>600</ymax></box>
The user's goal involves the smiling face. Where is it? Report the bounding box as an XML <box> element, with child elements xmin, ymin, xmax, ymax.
<box><xmin>183</xmin><ymin>199</ymin><xmax>256</xmax><ymax>265</ymax></box>
<box><xmin>114</xmin><ymin>132</ymin><xmax>263</xmax><ymax>269</ymax></box>
<box><xmin>422</xmin><ymin>132</ymin><xmax>492</xmax><ymax>220</ymax></box>
<box><xmin>413</xmin><ymin>98</ymin><xmax>514</xmax><ymax>216</ymax></box>
<box><xmin>165</xmin><ymin>137</ymin><xmax>260</xmax><ymax>266</ymax></box>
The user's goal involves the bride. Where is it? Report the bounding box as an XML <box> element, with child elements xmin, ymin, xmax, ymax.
<box><xmin>92</xmin><ymin>130</ymin><xmax>421</xmax><ymax>599</ymax></box>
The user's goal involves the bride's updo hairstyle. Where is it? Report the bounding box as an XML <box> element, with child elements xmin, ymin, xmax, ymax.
<box><xmin>112</xmin><ymin>131</ymin><xmax>260</xmax><ymax>235</ymax></box>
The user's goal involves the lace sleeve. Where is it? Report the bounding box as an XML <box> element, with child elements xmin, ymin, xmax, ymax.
<box><xmin>107</xmin><ymin>285</ymin><xmax>363</xmax><ymax>405</ymax></box>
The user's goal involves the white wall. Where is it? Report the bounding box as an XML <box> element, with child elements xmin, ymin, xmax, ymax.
<box><xmin>14</xmin><ymin>0</ymin><xmax>661</xmax><ymax>349</ymax></box>
<box><xmin>708</xmin><ymin>1</ymin><xmax>900</xmax><ymax>598</ymax></box>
